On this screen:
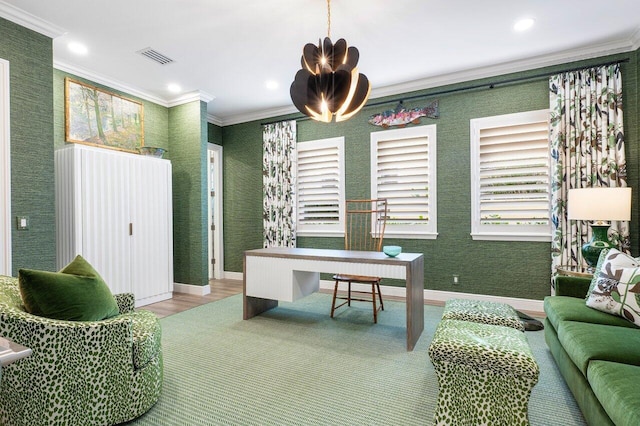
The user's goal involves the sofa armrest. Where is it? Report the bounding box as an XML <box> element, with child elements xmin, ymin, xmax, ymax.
<box><xmin>555</xmin><ymin>275</ymin><xmax>592</xmax><ymax>298</ymax></box>
<box><xmin>114</xmin><ymin>293</ymin><xmax>135</xmax><ymax>314</ymax></box>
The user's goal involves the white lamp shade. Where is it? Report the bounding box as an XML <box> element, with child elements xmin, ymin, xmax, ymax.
<box><xmin>567</xmin><ymin>187</ymin><xmax>632</xmax><ymax>221</ymax></box>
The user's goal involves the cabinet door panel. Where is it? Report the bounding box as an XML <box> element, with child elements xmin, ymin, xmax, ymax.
<box><xmin>129</xmin><ymin>157</ymin><xmax>173</xmax><ymax>300</ymax></box>
<box><xmin>79</xmin><ymin>148</ymin><xmax>132</xmax><ymax>295</ymax></box>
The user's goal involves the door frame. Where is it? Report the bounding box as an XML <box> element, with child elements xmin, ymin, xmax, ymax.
<box><xmin>207</xmin><ymin>143</ymin><xmax>224</xmax><ymax>279</ymax></box>
<box><xmin>0</xmin><ymin>58</ymin><xmax>11</xmax><ymax>275</ymax></box>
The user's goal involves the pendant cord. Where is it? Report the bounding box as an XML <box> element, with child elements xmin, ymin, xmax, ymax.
<box><xmin>327</xmin><ymin>0</ymin><xmax>331</xmax><ymax>39</ymax></box>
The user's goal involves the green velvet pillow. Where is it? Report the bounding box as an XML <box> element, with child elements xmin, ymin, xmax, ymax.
<box><xmin>18</xmin><ymin>255</ymin><xmax>120</xmax><ymax>321</ymax></box>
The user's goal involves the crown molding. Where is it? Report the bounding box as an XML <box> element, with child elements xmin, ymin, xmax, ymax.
<box><xmin>0</xmin><ymin>1</ymin><xmax>66</xmax><ymax>38</ymax></box>
<box><xmin>207</xmin><ymin>114</ymin><xmax>223</xmax><ymax>127</ymax></box>
<box><xmin>217</xmin><ymin>105</ymin><xmax>299</xmax><ymax>126</ymax></box>
<box><xmin>369</xmin><ymin>37</ymin><xmax>638</xmax><ymax>102</ymax></box>
<box><xmin>48</xmin><ymin>29</ymin><xmax>640</xmax><ymax>128</ymax></box>
<box><xmin>167</xmin><ymin>90</ymin><xmax>215</xmax><ymax>108</ymax></box>
<box><xmin>631</xmin><ymin>28</ymin><xmax>640</xmax><ymax>51</ymax></box>
<box><xmin>54</xmin><ymin>60</ymin><xmax>168</xmax><ymax>106</ymax></box>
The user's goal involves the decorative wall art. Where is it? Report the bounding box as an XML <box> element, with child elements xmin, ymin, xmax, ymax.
<box><xmin>369</xmin><ymin>100</ymin><xmax>439</xmax><ymax>128</ymax></box>
<box><xmin>65</xmin><ymin>78</ymin><xmax>144</xmax><ymax>152</ymax></box>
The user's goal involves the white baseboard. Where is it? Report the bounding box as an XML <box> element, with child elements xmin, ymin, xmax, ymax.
<box><xmin>319</xmin><ymin>280</ymin><xmax>544</xmax><ymax>314</ymax></box>
<box><xmin>173</xmin><ymin>282</ymin><xmax>212</xmax><ymax>296</ymax></box>
<box><xmin>135</xmin><ymin>292</ymin><xmax>172</xmax><ymax>308</ymax></box>
<box><xmin>223</xmin><ymin>271</ymin><xmax>243</xmax><ymax>280</ymax></box>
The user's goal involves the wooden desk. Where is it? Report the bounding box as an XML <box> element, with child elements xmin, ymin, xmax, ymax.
<box><xmin>243</xmin><ymin>247</ymin><xmax>424</xmax><ymax>351</ymax></box>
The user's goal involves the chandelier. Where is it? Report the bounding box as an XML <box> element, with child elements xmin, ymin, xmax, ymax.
<box><xmin>289</xmin><ymin>0</ymin><xmax>371</xmax><ymax>123</ymax></box>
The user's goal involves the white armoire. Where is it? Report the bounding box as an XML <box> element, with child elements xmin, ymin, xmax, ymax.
<box><xmin>55</xmin><ymin>144</ymin><xmax>173</xmax><ymax>306</ymax></box>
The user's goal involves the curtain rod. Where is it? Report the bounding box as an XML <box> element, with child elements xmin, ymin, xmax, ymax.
<box><xmin>260</xmin><ymin>57</ymin><xmax>630</xmax><ymax>126</ymax></box>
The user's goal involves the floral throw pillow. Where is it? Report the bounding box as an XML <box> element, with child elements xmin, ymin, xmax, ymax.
<box><xmin>586</xmin><ymin>248</ymin><xmax>640</xmax><ymax>325</ymax></box>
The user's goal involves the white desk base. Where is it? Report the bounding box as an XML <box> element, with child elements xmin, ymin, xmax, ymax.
<box><xmin>243</xmin><ymin>247</ymin><xmax>424</xmax><ymax>351</ymax></box>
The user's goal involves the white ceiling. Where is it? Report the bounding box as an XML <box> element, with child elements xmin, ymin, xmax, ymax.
<box><xmin>1</xmin><ymin>0</ymin><xmax>640</xmax><ymax>126</ymax></box>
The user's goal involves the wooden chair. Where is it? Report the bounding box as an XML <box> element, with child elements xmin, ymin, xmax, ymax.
<box><xmin>331</xmin><ymin>199</ymin><xmax>388</xmax><ymax>323</ymax></box>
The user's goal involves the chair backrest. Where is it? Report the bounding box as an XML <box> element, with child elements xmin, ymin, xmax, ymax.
<box><xmin>344</xmin><ymin>199</ymin><xmax>388</xmax><ymax>252</ymax></box>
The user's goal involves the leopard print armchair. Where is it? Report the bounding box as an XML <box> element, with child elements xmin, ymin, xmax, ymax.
<box><xmin>0</xmin><ymin>275</ymin><xmax>163</xmax><ymax>426</ymax></box>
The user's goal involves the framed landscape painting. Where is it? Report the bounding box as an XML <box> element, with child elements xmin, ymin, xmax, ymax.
<box><xmin>65</xmin><ymin>77</ymin><xmax>144</xmax><ymax>152</ymax></box>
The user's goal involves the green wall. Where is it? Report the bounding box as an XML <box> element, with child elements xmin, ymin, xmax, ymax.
<box><xmin>170</xmin><ymin>101</ymin><xmax>209</xmax><ymax>285</ymax></box>
<box><xmin>221</xmin><ymin>52</ymin><xmax>639</xmax><ymax>301</ymax></box>
<box><xmin>1</xmin><ymin>17</ymin><xmax>56</xmax><ymax>274</ymax></box>
<box><xmin>52</xmin><ymin>70</ymin><xmax>169</xmax><ymax>151</ymax></box>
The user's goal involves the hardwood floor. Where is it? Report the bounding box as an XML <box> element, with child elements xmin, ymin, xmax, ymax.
<box><xmin>141</xmin><ymin>279</ymin><xmax>243</xmax><ymax>318</ymax></box>
<box><xmin>142</xmin><ymin>279</ymin><xmax>543</xmax><ymax>319</ymax></box>
<box><xmin>142</xmin><ymin>279</ymin><xmax>407</xmax><ymax>319</ymax></box>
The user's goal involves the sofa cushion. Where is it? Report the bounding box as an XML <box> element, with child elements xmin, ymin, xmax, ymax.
<box><xmin>18</xmin><ymin>255</ymin><xmax>119</xmax><ymax>321</ymax></box>
<box><xmin>588</xmin><ymin>360</ymin><xmax>640</xmax><ymax>426</ymax></box>
<box><xmin>558</xmin><ymin>320</ymin><xmax>640</xmax><ymax>376</ymax></box>
<box><xmin>544</xmin><ymin>296</ymin><xmax>638</xmax><ymax>331</ymax></box>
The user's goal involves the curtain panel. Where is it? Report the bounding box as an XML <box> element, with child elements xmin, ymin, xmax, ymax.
<box><xmin>549</xmin><ymin>63</ymin><xmax>629</xmax><ymax>281</ymax></box>
<box><xmin>262</xmin><ymin>120</ymin><xmax>297</xmax><ymax>248</ymax></box>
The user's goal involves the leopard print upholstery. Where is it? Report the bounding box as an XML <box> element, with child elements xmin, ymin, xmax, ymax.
<box><xmin>429</xmin><ymin>319</ymin><xmax>539</xmax><ymax>426</ymax></box>
<box><xmin>442</xmin><ymin>298</ymin><xmax>525</xmax><ymax>331</ymax></box>
<box><xmin>0</xmin><ymin>275</ymin><xmax>163</xmax><ymax>426</ymax></box>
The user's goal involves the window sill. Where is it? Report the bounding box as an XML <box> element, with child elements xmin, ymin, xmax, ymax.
<box><xmin>383</xmin><ymin>231</ymin><xmax>438</xmax><ymax>240</ymax></box>
<box><xmin>297</xmin><ymin>230</ymin><xmax>345</xmax><ymax>238</ymax></box>
<box><xmin>470</xmin><ymin>233</ymin><xmax>552</xmax><ymax>242</ymax></box>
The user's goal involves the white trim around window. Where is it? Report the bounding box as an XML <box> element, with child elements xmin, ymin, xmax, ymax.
<box><xmin>370</xmin><ymin>125</ymin><xmax>437</xmax><ymax>239</ymax></box>
<box><xmin>296</xmin><ymin>137</ymin><xmax>345</xmax><ymax>237</ymax></box>
<box><xmin>470</xmin><ymin>109</ymin><xmax>551</xmax><ymax>242</ymax></box>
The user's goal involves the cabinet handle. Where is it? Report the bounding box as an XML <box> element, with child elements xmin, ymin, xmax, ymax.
<box><xmin>129</xmin><ymin>223</ymin><xmax>133</xmax><ymax>236</ymax></box>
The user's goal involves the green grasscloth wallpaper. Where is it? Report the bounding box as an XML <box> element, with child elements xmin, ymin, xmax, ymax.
<box><xmin>1</xmin><ymin>17</ymin><xmax>56</xmax><ymax>273</ymax></box>
<box><xmin>219</xmin><ymin>52</ymin><xmax>639</xmax><ymax>301</ymax></box>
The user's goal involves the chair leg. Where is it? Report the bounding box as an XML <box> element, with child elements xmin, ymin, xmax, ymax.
<box><xmin>377</xmin><ymin>281</ymin><xmax>384</xmax><ymax>311</ymax></box>
<box><xmin>331</xmin><ymin>280</ymin><xmax>339</xmax><ymax>318</ymax></box>
<box><xmin>371</xmin><ymin>283</ymin><xmax>378</xmax><ymax>323</ymax></box>
<box><xmin>347</xmin><ymin>282</ymin><xmax>352</xmax><ymax>306</ymax></box>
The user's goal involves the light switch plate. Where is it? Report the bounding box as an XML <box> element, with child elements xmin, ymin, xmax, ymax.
<box><xmin>16</xmin><ymin>216</ymin><xmax>28</xmax><ymax>230</ymax></box>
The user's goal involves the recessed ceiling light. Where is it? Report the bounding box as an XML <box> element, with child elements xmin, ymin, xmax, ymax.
<box><xmin>514</xmin><ymin>18</ymin><xmax>535</xmax><ymax>32</ymax></box>
<box><xmin>265</xmin><ymin>80</ymin><xmax>279</xmax><ymax>90</ymax></box>
<box><xmin>167</xmin><ymin>84</ymin><xmax>182</xmax><ymax>93</ymax></box>
<box><xmin>68</xmin><ymin>42</ymin><xmax>88</xmax><ymax>55</ymax></box>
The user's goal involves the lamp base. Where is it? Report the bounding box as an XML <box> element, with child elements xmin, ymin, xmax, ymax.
<box><xmin>582</xmin><ymin>225</ymin><xmax>615</xmax><ymax>268</ymax></box>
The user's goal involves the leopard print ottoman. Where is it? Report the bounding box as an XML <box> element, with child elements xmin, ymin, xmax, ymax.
<box><xmin>428</xmin><ymin>319</ymin><xmax>539</xmax><ymax>426</ymax></box>
<box><xmin>442</xmin><ymin>298</ymin><xmax>525</xmax><ymax>331</ymax></box>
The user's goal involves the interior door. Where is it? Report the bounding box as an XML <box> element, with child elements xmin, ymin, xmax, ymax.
<box><xmin>208</xmin><ymin>144</ymin><xmax>223</xmax><ymax>279</ymax></box>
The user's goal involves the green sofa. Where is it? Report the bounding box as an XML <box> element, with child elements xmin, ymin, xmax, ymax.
<box><xmin>0</xmin><ymin>275</ymin><xmax>163</xmax><ymax>426</ymax></box>
<box><xmin>544</xmin><ymin>275</ymin><xmax>640</xmax><ymax>426</ymax></box>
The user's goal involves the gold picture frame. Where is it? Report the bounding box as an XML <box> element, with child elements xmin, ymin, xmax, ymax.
<box><xmin>65</xmin><ymin>77</ymin><xmax>144</xmax><ymax>152</ymax></box>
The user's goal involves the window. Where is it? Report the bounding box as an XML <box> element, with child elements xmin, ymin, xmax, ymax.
<box><xmin>370</xmin><ymin>125</ymin><xmax>437</xmax><ymax>239</ymax></box>
<box><xmin>296</xmin><ymin>137</ymin><xmax>345</xmax><ymax>237</ymax></box>
<box><xmin>470</xmin><ymin>109</ymin><xmax>551</xmax><ymax>242</ymax></box>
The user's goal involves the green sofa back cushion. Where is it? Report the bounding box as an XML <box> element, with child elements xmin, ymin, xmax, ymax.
<box><xmin>18</xmin><ymin>255</ymin><xmax>120</xmax><ymax>321</ymax></box>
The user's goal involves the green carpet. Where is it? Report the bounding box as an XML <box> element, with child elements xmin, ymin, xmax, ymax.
<box><xmin>127</xmin><ymin>294</ymin><xmax>585</xmax><ymax>425</ymax></box>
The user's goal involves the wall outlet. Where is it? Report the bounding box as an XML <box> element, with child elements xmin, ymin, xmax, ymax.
<box><xmin>453</xmin><ymin>274</ymin><xmax>459</xmax><ymax>285</ymax></box>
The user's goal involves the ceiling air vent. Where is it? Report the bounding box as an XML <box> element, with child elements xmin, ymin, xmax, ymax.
<box><xmin>137</xmin><ymin>47</ymin><xmax>174</xmax><ymax>65</ymax></box>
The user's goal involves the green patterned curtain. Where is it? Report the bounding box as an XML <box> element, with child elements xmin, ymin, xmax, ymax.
<box><xmin>549</xmin><ymin>63</ymin><xmax>629</xmax><ymax>281</ymax></box>
<box><xmin>262</xmin><ymin>120</ymin><xmax>297</xmax><ymax>248</ymax></box>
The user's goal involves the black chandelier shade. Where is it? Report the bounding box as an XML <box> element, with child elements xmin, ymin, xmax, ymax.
<box><xmin>290</xmin><ymin>37</ymin><xmax>371</xmax><ymax>123</ymax></box>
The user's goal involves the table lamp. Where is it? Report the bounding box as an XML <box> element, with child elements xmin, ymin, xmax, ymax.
<box><xmin>567</xmin><ymin>187</ymin><xmax>632</xmax><ymax>268</ymax></box>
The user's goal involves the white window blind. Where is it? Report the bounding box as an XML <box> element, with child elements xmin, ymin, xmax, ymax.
<box><xmin>296</xmin><ymin>137</ymin><xmax>345</xmax><ymax>237</ymax></box>
<box><xmin>470</xmin><ymin>110</ymin><xmax>551</xmax><ymax>241</ymax></box>
<box><xmin>371</xmin><ymin>125</ymin><xmax>437</xmax><ymax>239</ymax></box>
